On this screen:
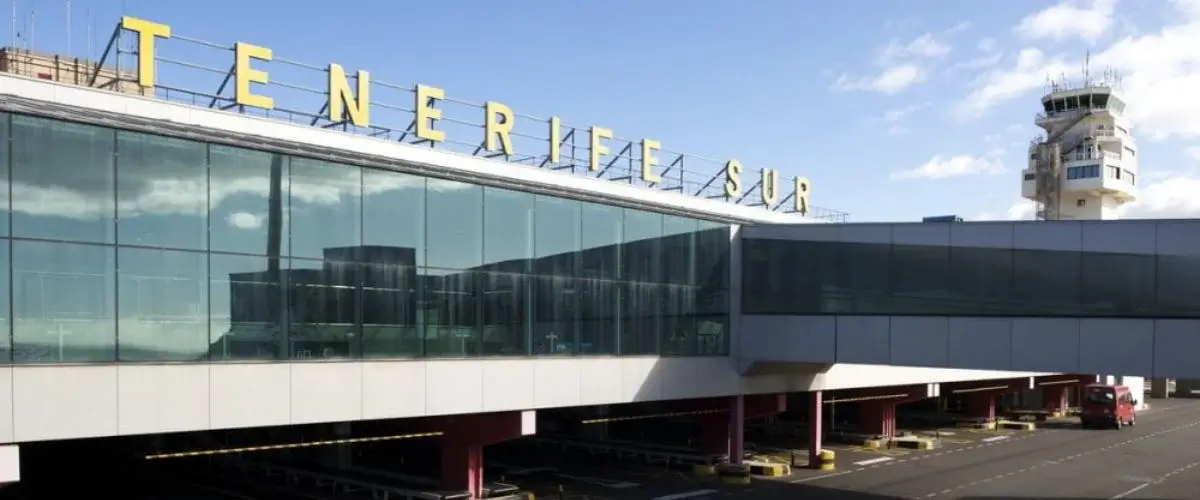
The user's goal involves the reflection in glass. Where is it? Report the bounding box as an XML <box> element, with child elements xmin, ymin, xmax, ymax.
<box><xmin>481</xmin><ymin>271</ymin><xmax>530</xmax><ymax>355</ymax></box>
<box><xmin>661</xmin><ymin>284</ymin><xmax>697</xmax><ymax>356</ymax></box>
<box><xmin>361</xmin><ymin>250</ymin><xmax>421</xmax><ymax>358</ymax></box>
<box><xmin>581</xmin><ymin>203</ymin><xmax>621</xmax><ymax>280</ymax></box>
<box><xmin>1081</xmin><ymin>252</ymin><xmax>1155</xmax><ymax>316</ymax></box>
<box><xmin>289</xmin><ymin>158</ymin><xmax>362</xmax><ymax>259</ymax></box>
<box><xmin>0</xmin><ymin>114</ymin><xmax>9</xmax><ymax>237</ymax></box>
<box><xmin>620</xmin><ymin>282</ymin><xmax>659</xmax><ymax>355</ymax></box>
<box><xmin>532</xmin><ymin>275</ymin><xmax>577</xmax><ymax>355</ymax></box>
<box><xmin>579</xmin><ymin>277</ymin><xmax>617</xmax><ymax>355</ymax></box>
<box><xmin>13</xmin><ymin>241</ymin><xmax>115</xmax><ymax>363</ymax></box>
<box><xmin>210</xmin><ymin>253</ymin><xmax>286</xmax><ymax>361</ymax></box>
<box><xmin>1157</xmin><ymin>254</ymin><xmax>1200</xmax><ymax>317</ymax></box>
<box><xmin>1012</xmin><ymin>249</ymin><xmax>1080</xmax><ymax>315</ymax></box>
<box><xmin>209</xmin><ymin>146</ymin><xmax>290</xmax><ymax>257</ymax></box>
<box><xmin>363</xmin><ymin>168</ymin><xmax>424</xmax><ymax>267</ymax></box>
<box><xmin>11</xmin><ymin>116</ymin><xmax>115</xmax><ymax>243</ymax></box>
<box><xmin>117</xmin><ymin>247</ymin><xmax>208</xmax><ymax>361</ymax></box>
<box><xmin>288</xmin><ymin>257</ymin><xmax>359</xmax><ymax>360</ymax></box>
<box><xmin>423</xmin><ymin>269</ymin><xmax>479</xmax><ymax>357</ymax></box>
<box><xmin>947</xmin><ymin>246</ymin><xmax>1013</xmax><ymax>315</ymax></box>
<box><xmin>483</xmin><ymin>188</ymin><xmax>534</xmax><ymax>273</ymax></box>
<box><xmin>116</xmin><ymin>131</ymin><xmax>208</xmax><ymax>250</ymax></box>
<box><xmin>534</xmin><ymin>196</ymin><xmax>581</xmax><ymax>277</ymax></box>
<box><xmin>426</xmin><ymin>180</ymin><xmax>482</xmax><ymax>270</ymax></box>
<box><xmin>0</xmin><ymin>241</ymin><xmax>9</xmax><ymax>362</ymax></box>
<box><xmin>622</xmin><ymin>209</ymin><xmax>663</xmax><ymax>282</ymax></box>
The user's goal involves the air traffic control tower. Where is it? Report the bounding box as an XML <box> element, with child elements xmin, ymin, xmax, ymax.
<box><xmin>1021</xmin><ymin>69</ymin><xmax>1139</xmax><ymax>221</ymax></box>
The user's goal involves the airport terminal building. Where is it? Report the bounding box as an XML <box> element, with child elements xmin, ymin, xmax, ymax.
<box><xmin>0</xmin><ymin>15</ymin><xmax>1198</xmax><ymax>498</ymax></box>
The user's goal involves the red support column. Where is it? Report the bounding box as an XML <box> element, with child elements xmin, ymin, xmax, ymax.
<box><xmin>808</xmin><ymin>391</ymin><xmax>823</xmax><ymax>468</ymax></box>
<box><xmin>1042</xmin><ymin>385</ymin><xmax>1069</xmax><ymax>415</ymax></box>
<box><xmin>730</xmin><ymin>395</ymin><xmax>745</xmax><ymax>465</ymax></box>
<box><xmin>698</xmin><ymin>413</ymin><xmax>730</xmax><ymax>456</ymax></box>
<box><xmin>857</xmin><ymin>401</ymin><xmax>895</xmax><ymax>438</ymax></box>
<box><xmin>965</xmin><ymin>393</ymin><xmax>996</xmax><ymax>420</ymax></box>
<box><xmin>441</xmin><ymin>442</ymin><xmax>483</xmax><ymax>498</ymax></box>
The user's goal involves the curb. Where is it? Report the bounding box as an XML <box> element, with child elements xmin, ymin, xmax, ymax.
<box><xmin>747</xmin><ymin>461</ymin><xmax>790</xmax><ymax>477</ymax></box>
<box><xmin>998</xmin><ymin>420</ymin><xmax>1037</xmax><ymax>431</ymax></box>
<box><xmin>716</xmin><ymin>463</ymin><xmax>751</xmax><ymax>485</ymax></box>
<box><xmin>893</xmin><ymin>438</ymin><xmax>939</xmax><ymax>450</ymax></box>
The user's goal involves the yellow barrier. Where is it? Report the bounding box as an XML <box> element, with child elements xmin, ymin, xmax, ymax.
<box><xmin>817</xmin><ymin>449</ymin><xmax>836</xmax><ymax>471</ymax></box>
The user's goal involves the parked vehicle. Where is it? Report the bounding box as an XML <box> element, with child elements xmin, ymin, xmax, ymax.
<box><xmin>1079</xmin><ymin>384</ymin><xmax>1137</xmax><ymax>429</ymax></box>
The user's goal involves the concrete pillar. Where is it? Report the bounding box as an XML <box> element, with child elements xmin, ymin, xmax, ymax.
<box><xmin>441</xmin><ymin>443</ymin><xmax>483</xmax><ymax>497</ymax></box>
<box><xmin>1150</xmin><ymin>378</ymin><xmax>1169</xmax><ymax>399</ymax></box>
<box><xmin>808</xmin><ymin>391</ymin><xmax>823</xmax><ymax>468</ymax></box>
<box><xmin>1042</xmin><ymin>385</ymin><xmax>1069</xmax><ymax>415</ymax></box>
<box><xmin>965</xmin><ymin>393</ymin><xmax>996</xmax><ymax>421</ymax></box>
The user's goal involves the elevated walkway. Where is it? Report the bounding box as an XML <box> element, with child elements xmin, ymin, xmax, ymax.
<box><xmin>740</xmin><ymin>219</ymin><xmax>1200</xmax><ymax>378</ymax></box>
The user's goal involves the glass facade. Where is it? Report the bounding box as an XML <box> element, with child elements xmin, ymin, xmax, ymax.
<box><xmin>743</xmin><ymin>238</ymin><xmax>1200</xmax><ymax>318</ymax></box>
<box><xmin>0</xmin><ymin>113</ymin><xmax>731</xmax><ymax>364</ymax></box>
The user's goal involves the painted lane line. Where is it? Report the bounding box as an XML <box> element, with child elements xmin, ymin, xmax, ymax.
<box><xmin>981</xmin><ymin>436</ymin><xmax>1009</xmax><ymax>443</ymax></box>
<box><xmin>1109</xmin><ymin>483</ymin><xmax>1149</xmax><ymax>499</ymax></box>
<box><xmin>854</xmin><ymin>457</ymin><xmax>895</xmax><ymax>466</ymax></box>
<box><xmin>651</xmin><ymin>489</ymin><xmax>718</xmax><ymax>500</ymax></box>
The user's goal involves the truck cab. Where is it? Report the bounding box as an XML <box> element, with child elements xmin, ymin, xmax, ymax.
<box><xmin>1080</xmin><ymin>384</ymin><xmax>1137</xmax><ymax>429</ymax></box>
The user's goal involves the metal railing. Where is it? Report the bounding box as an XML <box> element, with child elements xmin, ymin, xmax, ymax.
<box><xmin>1</xmin><ymin>22</ymin><xmax>850</xmax><ymax>222</ymax></box>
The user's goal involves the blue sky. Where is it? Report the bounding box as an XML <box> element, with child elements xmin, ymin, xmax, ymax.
<box><xmin>5</xmin><ymin>0</ymin><xmax>1199</xmax><ymax>222</ymax></box>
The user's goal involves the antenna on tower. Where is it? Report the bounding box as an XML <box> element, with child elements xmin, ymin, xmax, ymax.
<box><xmin>1083</xmin><ymin>49</ymin><xmax>1091</xmax><ymax>86</ymax></box>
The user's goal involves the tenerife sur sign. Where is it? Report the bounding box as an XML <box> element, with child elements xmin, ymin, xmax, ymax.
<box><xmin>120</xmin><ymin>16</ymin><xmax>811</xmax><ymax>214</ymax></box>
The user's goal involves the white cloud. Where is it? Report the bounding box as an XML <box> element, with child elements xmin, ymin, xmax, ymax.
<box><xmin>883</xmin><ymin>104</ymin><xmax>926</xmax><ymax>122</ymax></box>
<box><xmin>956</xmin><ymin>0</ymin><xmax>1200</xmax><ymax>139</ymax></box>
<box><xmin>879</xmin><ymin>34</ymin><xmax>952</xmax><ymax>64</ymax></box>
<box><xmin>1014</xmin><ymin>0</ymin><xmax>1118</xmax><ymax>43</ymax></box>
<box><xmin>227</xmin><ymin>211</ymin><xmax>264</xmax><ymax>230</ymax></box>
<box><xmin>833</xmin><ymin>32</ymin><xmax>955</xmax><ymax>94</ymax></box>
<box><xmin>891</xmin><ymin>155</ymin><xmax>1005</xmax><ymax>180</ymax></box>
<box><xmin>832</xmin><ymin>64</ymin><xmax>924</xmax><ymax>94</ymax></box>
<box><xmin>945</xmin><ymin>22</ymin><xmax>971</xmax><ymax>35</ymax></box>
<box><xmin>886</xmin><ymin>125</ymin><xmax>910</xmax><ymax>136</ymax></box>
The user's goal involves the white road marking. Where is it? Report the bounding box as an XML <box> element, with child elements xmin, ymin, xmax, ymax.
<box><xmin>1109</xmin><ymin>483</ymin><xmax>1149</xmax><ymax>499</ymax></box>
<box><xmin>651</xmin><ymin>489</ymin><xmax>718</xmax><ymax>500</ymax></box>
<box><xmin>981</xmin><ymin>436</ymin><xmax>1009</xmax><ymax>443</ymax></box>
<box><xmin>853</xmin><ymin>457</ymin><xmax>895</xmax><ymax>466</ymax></box>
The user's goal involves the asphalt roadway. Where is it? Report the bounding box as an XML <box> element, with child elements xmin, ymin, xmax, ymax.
<box><xmin>769</xmin><ymin>398</ymin><xmax>1200</xmax><ymax>499</ymax></box>
<box><xmin>499</xmin><ymin>399</ymin><xmax>1200</xmax><ymax>499</ymax></box>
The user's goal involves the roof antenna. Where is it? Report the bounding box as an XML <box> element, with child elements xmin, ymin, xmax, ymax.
<box><xmin>1083</xmin><ymin>49</ymin><xmax>1090</xmax><ymax>86</ymax></box>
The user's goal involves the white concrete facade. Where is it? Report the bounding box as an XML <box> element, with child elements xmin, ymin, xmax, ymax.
<box><xmin>0</xmin><ymin>72</ymin><xmax>1058</xmax><ymax>444</ymax></box>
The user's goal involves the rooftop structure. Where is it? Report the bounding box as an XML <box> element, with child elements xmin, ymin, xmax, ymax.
<box><xmin>1022</xmin><ymin>62</ymin><xmax>1138</xmax><ymax>220</ymax></box>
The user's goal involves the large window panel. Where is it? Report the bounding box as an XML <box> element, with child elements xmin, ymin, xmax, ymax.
<box><xmin>209</xmin><ymin>146</ymin><xmax>289</xmax><ymax>257</ymax></box>
<box><xmin>422</xmin><ymin>269</ymin><xmax>480</xmax><ymax>357</ymax></box>
<box><xmin>117</xmin><ymin>247</ymin><xmax>208</xmax><ymax>361</ymax></box>
<box><xmin>13</xmin><ymin>241</ymin><xmax>115</xmax><ymax>363</ymax></box>
<box><xmin>662</xmin><ymin>215</ymin><xmax>697</xmax><ymax>286</ymax></box>
<box><xmin>362</xmin><ymin>168</ymin><xmax>425</xmax><ymax>268</ymax></box>
<box><xmin>1157</xmin><ymin>254</ymin><xmax>1200</xmax><ymax>317</ymax></box>
<box><xmin>946</xmin><ymin>246</ymin><xmax>1013</xmax><ymax>315</ymax></box>
<box><xmin>288</xmin><ymin>158</ymin><xmax>362</xmax><ymax>260</ymax></box>
<box><xmin>288</xmin><ymin>257</ymin><xmax>359</xmax><ymax>360</ymax></box>
<box><xmin>532</xmin><ymin>275</ymin><xmax>578</xmax><ymax>355</ymax></box>
<box><xmin>890</xmin><ymin>243</ymin><xmax>951</xmax><ymax>314</ymax></box>
<box><xmin>621</xmin><ymin>208</ymin><xmax>663</xmax><ymax>283</ymax></box>
<box><xmin>695</xmin><ymin>223</ymin><xmax>730</xmax><ymax>291</ymax></box>
<box><xmin>209</xmin><ymin>253</ymin><xmax>286</xmax><ymax>361</ymax></box>
<box><xmin>580</xmin><ymin>203</ymin><xmax>622</xmax><ymax>280</ymax></box>
<box><xmin>116</xmin><ymin>131</ymin><xmax>208</xmax><ymax>250</ymax></box>
<box><xmin>0</xmin><ymin>114</ymin><xmax>9</xmax><ymax>237</ymax></box>
<box><xmin>1012</xmin><ymin>248</ymin><xmax>1080</xmax><ymax>315</ymax></box>
<box><xmin>426</xmin><ymin>180</ymin><xmax>483</xmax><ymax>270</ymax></box>
<box><xmin>11</xmin><ymin>116</ymin><xmax>115</xmax><ymax>243</ymax></box>
<box><xmin>659</xmin><ymin>284</ymin><xmax>697</xmax><ymax>356</ymax></box>
<box><xmin>0</xmin><ymin>241</ymin><xmax>10</xmax><ymax>362</ymax></box>
<box><xmin>1081</xmin><ymin>251</ymin><xmax>1155</xmax><ymax>316</ymax></box>
<box><xmin>578</xmin><ymin>277</ymin><xmax>617</xmax><ymax>355</ymax></box>
<box><xmin>480</xmin><ymin>271</ymin><xmax>530</xmax><ymax>356</ymax></box>
<box><xmin>619</xmin><ymin>282</ymin><xmax>660</xmax><ymax>355</ymax></box>
<box><xmin>695</xmin><ymin>221</ymin><xmax>729</xmax><ymax>355</ymax></box>
<box><xmin>742</xmin><ymin>239</ymin><xmax>831</xmax><ymax>314</ymax></box>
<box><xmin>835</xmin><ymin>243</ymin><xmax>891</xmax><ymax>313</ymax></box>
<box><xmin>533</xmin><ymin>196</ymin><xmax>581</xmax><ymax>277</ymax></box>
<box><xmin>361</xmin><ymin>249</ymin><xmax>421</xmax><ymax>358</ymax></box>
<box><xmin>483</xmin><ymin>187</ymin><xmax>534</xmax><ymax>273</ymax></box>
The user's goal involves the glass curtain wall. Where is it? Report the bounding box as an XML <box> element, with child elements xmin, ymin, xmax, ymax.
<box><xmin>0</xmin><ymin>113</ymin><xmax>731</xmax><ymax>364</ymax></box>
